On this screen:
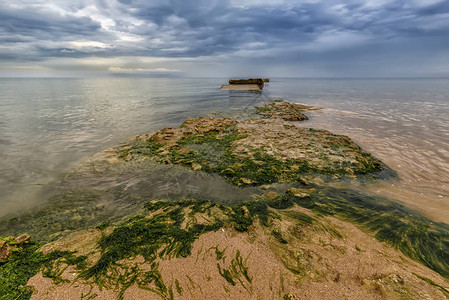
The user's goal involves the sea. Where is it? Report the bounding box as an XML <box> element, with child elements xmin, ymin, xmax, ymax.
<box><xmin>1</xmin><ymin>78</ymin><xmax>449</xmax><ymax>223</ymax></box>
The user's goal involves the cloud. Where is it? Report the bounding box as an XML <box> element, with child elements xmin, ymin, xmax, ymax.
<box><xmin>108</xmin><ymin>66</ymin><xmax>182</xmax><ymax>76</ymax></box>
<box><xmin>0</xmin><ymin>0</ymin><xmax>449</xmax><ymax>77</ymax></box>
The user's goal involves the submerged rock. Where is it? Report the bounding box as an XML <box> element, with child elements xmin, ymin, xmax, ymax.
<box><xmin>256</xmin><ymin>100</ymin><xmax>316</xmax><ymax>121</ymax></box>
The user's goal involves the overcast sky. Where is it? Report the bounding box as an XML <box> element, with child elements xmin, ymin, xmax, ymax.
<box><xmin>1</xmin><ymin>0</ymin><xmax>449</xmax><ymax>77</ymax></box>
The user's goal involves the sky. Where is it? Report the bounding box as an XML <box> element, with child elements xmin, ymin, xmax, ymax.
<box><xmin>1</xmin><ymin>0</ymin><xmax>449</xmax><ymax>78</ymax></box>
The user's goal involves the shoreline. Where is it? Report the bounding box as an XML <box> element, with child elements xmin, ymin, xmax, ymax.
<box><xmin>1</xmin><ymin>99</ymin><xmax>449</xmax><ymax>299</ymax></box>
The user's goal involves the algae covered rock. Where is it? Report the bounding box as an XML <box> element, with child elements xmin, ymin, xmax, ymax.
<box><xmin>14</xmin><ymin>233</ymin><xmax>31</xmax><ymax>244</ymax></box>
<box><xmin>0</xmin><ymin>234</ymin><xmax>31</xmax><ymax>261</ymax></box>
<box><xmin>256</xmin><ymin>100</ymin><xmax>315</xmax><ymax>121</ymax></box>
<box><xmin>119</xmin><ymin>113</ymin><xmax>384</xmax><ymax>186</ymax></box>
<box><xmin>0</xmin><ymin>239</ymin><xmax>14</xmax><ymax>261</ymax></box>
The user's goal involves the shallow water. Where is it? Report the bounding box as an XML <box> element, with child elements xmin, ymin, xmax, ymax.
<box><xmin>1</xmin><ymin>77</ymin><xmax>449</xmax><ymax>223</ymax></box>
<box><xmin>0</xmin><ymin>78</ymin><xmax>267</xmax><ymax>218</ymax></box>
<box><xmin>267</xmin><ymin>78</ymin><xmax>449</xmax><ymax>222</ymax></box>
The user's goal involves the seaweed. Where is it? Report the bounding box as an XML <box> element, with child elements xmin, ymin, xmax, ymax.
<box><xmin>217</xmin><ymin>250</ymin><xmax>252</xmax><ymax>290</ymax></box>
<box><xmin>282</xmin><ymin>211</ymin><xmax>315</xmax><ymax>225</ymax></box>
<box><xmin>413</xmin><ymin>273</ymin><xmax>449</xmax><ymax>297</ymax></box>
<box><xmin>78</xmin><ymin>200</ymin><xmax>225</xmax><ymax>297</ymax></box>
<box><xmin>230</xmin><ymin>207</ymin><xmax>253</xmax><ymax>232</ymax></box>
<box><xmin>272</xmin><ymin>229</ymin><xmax>288</xmax><ymax>244</ymax></box>
<box><xmin>283</xmin><ymin>187</ymin><xmax>449</xmax><ymax>279</ymax></box>
<box><xmin>0</xmin><ymin>242</ymin><xmax>87</xmax><ymax>300</ymax></box>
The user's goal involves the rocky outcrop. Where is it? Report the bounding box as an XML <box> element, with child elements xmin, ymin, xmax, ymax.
<box><xmin>0</xmin><ymin>234</ymin><xmax>31</xmax><ymax>261</ymax></box>
<box><xmin>119</xmin><ymin>110</ymin><xmax>383</xmax><ymax>186</ymax></box>
<box><xmin>0</xmin><ymin>239</ymin><xmax>14</xmax><ymax>261</ymax></box>
<box><xmin>220</xmin><ymin>78</ymin><xmax>264</xmax><ymax>90</ymax></box>
<box><xmin>256</xmin><ymin>100</ymin><xmax>316</xmax><ymax>121</ymax></box>
<box><xmin>229</xmin><ymin>78</ymin><xmax>264</xmax><ymax>88</ymax></box>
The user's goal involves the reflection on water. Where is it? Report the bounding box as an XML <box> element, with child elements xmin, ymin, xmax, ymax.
<box><xmin>268</xmin><ymin>78</ymin><xmax>449</xmax><ymax>222</ymax></box>
<box><xmin>0</xmin><ymin>78</ymin><xmax>267</xmax><ymax>218</ymax></box>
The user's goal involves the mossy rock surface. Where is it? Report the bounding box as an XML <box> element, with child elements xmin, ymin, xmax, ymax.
<box><xmin>118</xmin><ymin>117</ymin><xmax>385</xmax><ymax>186</ymax></box>
<box><xmin>255</xmin><ymin>100</ymin><xmax>313</xmax><ymax>121</ymax></box>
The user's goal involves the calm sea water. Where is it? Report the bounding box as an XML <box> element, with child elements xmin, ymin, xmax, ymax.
<box><xmin>1</xmin><ymin>78</ymin><xmax>449</xmax><ymax>222</ymax></box>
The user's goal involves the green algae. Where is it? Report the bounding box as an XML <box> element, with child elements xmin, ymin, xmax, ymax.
<box><xmin>274</xmin><ymin>187</ymin><xmax>449</xmax><ymax>279</ymax></box>
<box><xmin>119</xmin><ymin>123</ymin><xmax>385</xmax><ymax>187</ymax></box>
<box><xmin>217</xmin><ymin>250</ymin><xmax>252</xmax><ymax>291</ymax></box>
<box><xmin>0</xmin><ymin>189</ymin><xmax>111</xmax><ymax>242</ymax></box>
<box><xmin>230</xmin><ymin>206</ymin><xmax>254</xmax><ymax>232</ymax></box>
<box><xmin>413</xmin><ymin>273</ymin><xmax>449</xmax><ymax>297</ymax></box>
<box><xmin>0</xmin><ymin>241</ymin><xmax>87</xmax><ymax>300</ymax></box>
<box><xmin>272</xmin><ymin>229</ymin><xmax>288</xmax><ymax>244</ymax></box>
<box><xmin>78</xmin><ymin>200</ymin><xmax>226</xmax><ymax>298</ymax></box>
<box><xmin>282</xmin><ymin>211</ymin><xmax>315</xmax><ymax>225</ymax></box>
<box><xmin>2</xmin><ymin>190</ymin><xmax>449</xmax><ymax>299</ymax></box>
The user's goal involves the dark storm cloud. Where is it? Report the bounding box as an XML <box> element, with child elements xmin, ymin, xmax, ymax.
<box><xmin>1</xmin><ymin>0</ymin><xmax>449</xmax><ymax>76</ymax></box>
<box><xmin>0</xmin><ymin>6</ymin><xmax>101</xmax><ymax>41</ymax></box>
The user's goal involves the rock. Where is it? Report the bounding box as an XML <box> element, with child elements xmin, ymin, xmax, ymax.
<box><xmin>256</xmin><ymin>101</ymin><xmax>309</xmax><ymax>121</ymax></box>
<box><xmin>120</xmin><ymin>104</ymin><xmax>384</xmax><ymax>183</ymax></box>
<box><xmin>388</xmin><ymin>274</ymin><xmax>405</xmax><ymax>285</ymax></box>
<box><xmin>263</xmin><ymin>78</ymin><xmax>270</xmax><ymax>82</ymax></box>
<box><xmin>192</xmin><ymin>163</ymin><xmax>202</xmax><ymax>171</ymax></box>
<box><xmin>0</xmin><ymin>240</ymin><xmax>15</xmax><ymax>261</ymax></box>
<box><xmin>14</xmin><ymin>234</ymin><xmax>31</xmax><ymax>244</ymax></box>
<box><xmin>229</xmin><ymin>78</ymin><xmax>264</xmax><ymax>89</ymax></box>
<box><xmin>287</xmin><ymin>187</ymin><xmax>315</xmax><ymax>198</ymax></box>
<box><xmin>177</xmin><ymin>147</ymin><xmax>191</xmax><ymax>154</ymax></box>
<box><xmin>240</xmin><ymin>178</ymin><xmax>254</xmax><ymax>185</ymax></box>
<box><xmin>263</xmin><ymin>191</ymin><xmax>278</xmax><ymax>199</ymax></box>
<box><xmin>181</xmin><ymin>117</ymin><xmax>236</xmax><ymax>134</ymax></box>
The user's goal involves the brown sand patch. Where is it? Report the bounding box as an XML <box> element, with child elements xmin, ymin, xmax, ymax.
<box><xmin>272</xmin><ymin>208</ymin><xmax>449</xmax><ymax>299</ymax></box>
<box><xmin>27</xmin><ymin>214</ymin><xmax>449</xmax><ymax>299</ymax></box>
<box><xmin>154</xmin><ymin>228</ymin><xmax>297</xmax><ymax>299</ymax></box>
